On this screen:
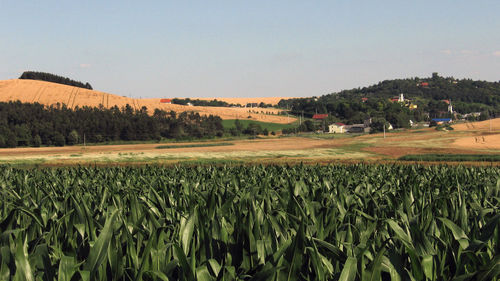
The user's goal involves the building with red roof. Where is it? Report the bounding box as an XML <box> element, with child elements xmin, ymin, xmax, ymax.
<box><xmin>312</xmin><ymin>114</ymin><xmax>329</xmax><ymax>120</ymax></box>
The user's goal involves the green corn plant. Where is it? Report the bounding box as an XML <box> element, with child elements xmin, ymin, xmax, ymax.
<box><xmin>0</xmin><ymin>164</ymin><xmax>498</xmax><ymax>280</ymax></box>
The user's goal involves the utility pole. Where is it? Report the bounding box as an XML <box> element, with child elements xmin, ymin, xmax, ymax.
<box><xmin>83</xmin><ymin>133</ymin><xmax>86</xmax><ymax>147</ymax></box>
<box><xmin>383</xmin><ymin>124</ymin><xmax>386</xmax><ymax>139</ymax></box>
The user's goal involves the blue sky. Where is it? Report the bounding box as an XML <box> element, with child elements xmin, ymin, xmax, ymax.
<box><xmin>1</xmin><ymin>1</ymin><xmax>499</xmax><ymax>98</ymax></box>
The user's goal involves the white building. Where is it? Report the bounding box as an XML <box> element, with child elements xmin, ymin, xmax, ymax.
<box><xmin>328</xmin><ymin>123</ymin><xmax>346</xmax><ymax>133</ymax></box>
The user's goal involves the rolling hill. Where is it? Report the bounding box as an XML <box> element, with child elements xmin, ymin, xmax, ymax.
<box><xmin>0</xmin><ymin>79</ymin><xmax>293</xmax><ymax>124</ymax></box>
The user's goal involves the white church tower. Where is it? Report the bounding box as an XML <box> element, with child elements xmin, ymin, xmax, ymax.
<box><xmin>448</xmin><ymin>100</ymin><xmax>453</xmax><ymax>114</ymax></box>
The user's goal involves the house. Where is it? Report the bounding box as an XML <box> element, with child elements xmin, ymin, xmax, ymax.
<box><xmin>361</xmin><ymin>97</ymin><xmax>368</xmax><ymax>102</ymax></box>
<box><xmin>160</xmin><ymin>98</ymin><xmax>172</xmax><ymax>104</ymax></box>
<box><xmin>312</xmin><ymin>114</ymin><xmax>329</xmax><ymax>120</ymax></box>
<box><xmin>418</xmin><ymin>82</ymin><xmax>429</xmax><ymax>87</ymax></box>
<box><xmin>432</xmin><ymin>118</ymin><xmax>452</xmax><ymax>125</ymax></box>
<box><xmin>329</xmin><ymin>123</ymin><xmax>345</xmax><ymax>134</ymax></box>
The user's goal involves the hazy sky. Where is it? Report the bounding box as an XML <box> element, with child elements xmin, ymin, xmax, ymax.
<box><xmin>1</xmin><ymin>1</ymin><xmax>499</xmax><ymax>98</ymax></box>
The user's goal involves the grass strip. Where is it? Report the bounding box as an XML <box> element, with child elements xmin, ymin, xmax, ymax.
<box><xmin>399</xmin><ymin>154</ymin><xmax>500</xmax><ymax>162</ymax></box>
<box><xmin>155</xmin><ymin>142</ymin><xmax>234</xmax><ymax>149</ymax></box>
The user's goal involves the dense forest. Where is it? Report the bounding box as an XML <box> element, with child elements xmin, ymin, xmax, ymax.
<box><xmin>278</xmin><ymin>73</ymin><xmax>500</xmax><ymax>130</ymax></box>
<box><xmin>19</xmin><ymin>71</ymin><xmax>93</xmax><ymax>90</ymax></box>
<box><xmin>0</xmin><ymin>101</ymin><xmax>226</xmax><ymax>148</ymax></box>
<box><xmin>0</xmin><ymin>101</ymin><xmax>274</xmax><ymax>148</ymax></box>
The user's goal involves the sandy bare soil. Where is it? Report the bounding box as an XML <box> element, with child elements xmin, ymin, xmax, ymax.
<box><xmin>0</xmin><ymin>79</ymin><xmax>295</xmax><ymax>124</ymax></box>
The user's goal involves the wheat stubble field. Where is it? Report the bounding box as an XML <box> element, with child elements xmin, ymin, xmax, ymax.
<box><xmin>0</xmin><ymin>79</ymin><xmax>294</xmax><ymax>123</ymax></box>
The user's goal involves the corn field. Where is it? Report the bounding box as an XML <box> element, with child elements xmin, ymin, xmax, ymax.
<box><xmin>0</xmin><ymin>164</ymin><xmax>499</xmax><ymax>280</ymax></box>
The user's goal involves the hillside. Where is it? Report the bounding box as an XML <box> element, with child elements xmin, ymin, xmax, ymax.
<box><xmin>0</xmin><ymin>79</ymin><xmax>293</xmax><ymax>123</ymax></box>
<box><xmin>278</xmin><ymin>73</ymin><xmax>500</xmax><ymax>128</ymax></box>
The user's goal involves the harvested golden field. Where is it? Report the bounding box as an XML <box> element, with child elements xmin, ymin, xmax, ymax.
<box><xmin>0</xmin><ymin>79</ymin><xmax>295</xmax><ymax>123</ymax></box>
<box><xmin>452</xmin><ymin>118</ymin><xmax>500</xmax><ymax>131</ymax></box>
<box><xmin>451</xmin><ymin>118</ymin><xmax>500</xmax><ymax>149</ymax></box>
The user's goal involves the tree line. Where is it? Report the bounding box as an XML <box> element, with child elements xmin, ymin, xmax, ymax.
<box><xmin>278</xmin><ymin>73</ymin><xmax>500</xmax><ymax>130</ymax></box>
<box><xmin>172</xmin><ymin>98</ymin><xmax>236</xmax><ymax>107</ymax></box>
<box><xmin>19</xmin><ymin>71</ymin><xmax>93</xmax><ymax>90</ymax></box>
<box><xmin>172</xmin><ymin>98</ymin><xmax>274</xmax><ymax>108</ymax></box>
<box><xmin>0</xmin><ymin>101</ymin><xmax>225</xmax><ymax>148</ymax></box>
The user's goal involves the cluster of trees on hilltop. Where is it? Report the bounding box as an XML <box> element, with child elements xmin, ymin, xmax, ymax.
<box><xmin>19</xmin><ymin>71</ymin><xmax>93</xmax><ymax>90</ymax></box>
<box><xmin>172</xmin><ymin>98</ymin><xmax>237</xmax><ymax>107</ymax></box>
<box><xmin>172</xmin><ymin>98</ymin><xmax>274</xmax><ymax>108</ymax></box>
<box><xmin>278</xmin><ymin>73</ymin><xmax>500</xmax><ymax>128</ymax></box>
<box><xmin>0</xmin><ymin>101</ymin><xmax>224</xmax><ymax>148</ymax></box>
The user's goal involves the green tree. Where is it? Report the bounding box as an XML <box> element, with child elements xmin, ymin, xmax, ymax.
<box><xmin>6</xmin><ymin>131</ymin><xmax>17</xmax><ymax>148</ymax></box>
<box><xmin>67</xmin><ymin>130</ymin><xmax>79</xmax><ymax>145</ymax></box>
<box><xmin>370</xmin><ymin>117</ymin><xmax>388</xmax><ymax>133</ymax></box>
<box><xmin>479</xmin><ymin>110</ymin><xmax>490</xmax><ymax>121</ymax></box>
<box><xmin>234</xmin><ymin>119</ymin><xmax>243</xmax><ymax>133</ymax></box>
<box><xmin>33</xmin><ymin>135</ymin><xmax>42</xmax><ymax>147</ymax></box>
<box><xmin>0</xmin><ymin>135</ymin><xmax>6</xmax><ymax>148</ymax></box>
<box><xmin>53</xmin><ymin>132</ymin><xmax>65</xmax><ymax>147</ymax></box>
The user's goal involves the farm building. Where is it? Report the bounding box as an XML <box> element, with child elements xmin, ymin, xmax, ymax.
<box><xmin>160</xmin><ymin>98</ymin><xmax>172</xmax><ymax>104</ymax></box>
<box><xmin>312</xmin><ymin>114</ymin><xmax>329</xmax><ymax>120</ymax></box>
<box><xmin>345</xmin><ymin>124</ymin><xmax>370</xmax><ymax>133</ymax></box>
<box><xmin>432</xmin><ymin>118</ymin><xmax>452</xmax><ymax>125</ymax></box>
<box><xmin>328</xmin><ymin>123</ymin><xmax>346</xmax><ymax>133</ymax></box>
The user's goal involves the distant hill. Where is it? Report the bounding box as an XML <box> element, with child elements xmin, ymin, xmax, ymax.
<box><xmin>0</xmin><ymin>79</ymin><xmax>292</xmax><ymax>123</ymax></box>
<box><xmin>278</xmin><ymin>73</ymin><xmax>500</xmax><ymax>128</ymax></box>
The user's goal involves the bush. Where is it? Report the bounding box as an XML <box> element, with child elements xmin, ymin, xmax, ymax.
<box><xmin>32</xmin><ymin>135</ymin><xmax>42</xmax><ymax>147</ymax></box>
<box><xmin>5</xmin><ymin>131</ymin><xmax>17</xmax><ymax>148</ymax></box>
<box><xmin>53</xmin><ymin>133</ymin><xmax>65</xmax><ymax>147</ymax></box>
<box><xmin>67</xmin><ymin>130</ymin><xmax>79</xmax><ymax>145</ymax></box>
